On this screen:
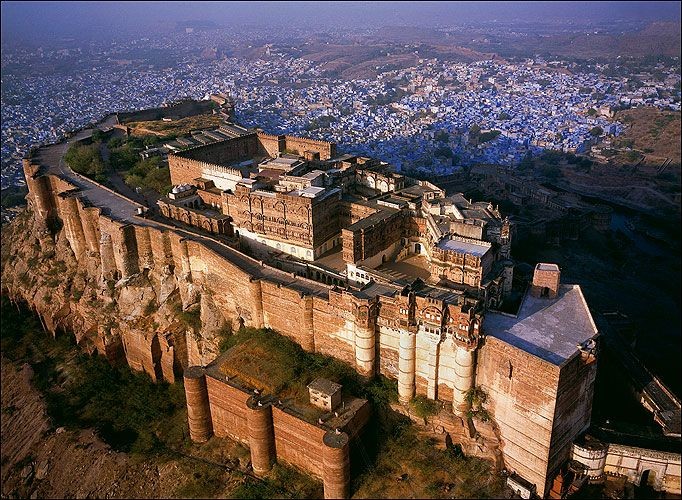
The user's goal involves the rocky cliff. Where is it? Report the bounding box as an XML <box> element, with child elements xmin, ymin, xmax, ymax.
<box><xmin>1</xmin><ymin>205</ymin><xmax>229</xmax><ymax>383</ymax></box>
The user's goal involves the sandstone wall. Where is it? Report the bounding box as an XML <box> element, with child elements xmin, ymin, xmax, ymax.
<box><xmin>546</xmin><ymin>353</ymin><xmax>597</xmax><ymax>491</ymax></box>
<box><xmin>283</xmin><ymin>135</ymin><xmax>335</xmax><ymax>160</ymax></box>
<box><xmin>256</xmin><ymin>132</ymin><xmax>283</xmax><ymax>158</ymax></box>
<box><xmin>476</xmin><ymin>336</ymin><xmax>559</xmax><ymax>494</ymax></box>
<box><xmin>205</xmin><ymin>376</ymin><xmax>250</xmax><ymax>444</ymax></box>
<box><xmin>168</xmin><ymin>134</ymin><xmax>260</xmax><ymax>186</ymax></box>
<box><xmin>271</xmin><ymin>406</ymin><xmax>327</xmax><ymax>477</ymax></box>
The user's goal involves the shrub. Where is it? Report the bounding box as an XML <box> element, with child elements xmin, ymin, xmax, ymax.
<box><xmin>64</xmin><ymin>142</ymin><xmax>108</xmax><ymax>183</ymax></box>
<box><xmin>143</xmin><ymin>300</ymin><xmax>158</xmax><ymax>316</ymax></box>
<box><xmin>410</xmin><ymin>395</ymin><xmax>440</xmax><ymax>420</ymax></box>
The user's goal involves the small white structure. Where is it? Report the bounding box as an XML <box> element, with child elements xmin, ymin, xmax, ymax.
<box><xmin>506</xmin><ymin>472</ymin><xmax>536</xmax><ymax>499</ymax></box>
<box><xmin>308</xmin><ymin>378</ymin><xmax>342</xmax><ymax>412</ymax></box>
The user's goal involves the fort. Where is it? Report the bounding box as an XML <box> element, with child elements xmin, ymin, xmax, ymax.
<box><xmin>14</xmin><ymin>111</ymin><xmax>614</xmax><ymax>498</ymax></box>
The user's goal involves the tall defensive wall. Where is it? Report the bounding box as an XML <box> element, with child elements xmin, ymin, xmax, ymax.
<box><xmin>20</xmin><ymin>128</ymin><xmax>598</xmax><ymax>497</ymax></box>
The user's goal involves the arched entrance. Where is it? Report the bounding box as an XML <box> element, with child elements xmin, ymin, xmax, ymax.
<box><xmin>640</xmin><ymin>470</ymin><xmax>655</xmax><ymax>488</ymax></box>
<box><xmin>415</xmin><ymin>243</ymin><xmax>421</xmax><ymax>254</ymax></box>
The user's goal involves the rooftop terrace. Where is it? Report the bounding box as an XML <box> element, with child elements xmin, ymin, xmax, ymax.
<box><xmin>483</xmin><ymin>284</ymin><xmax>598</xmax><ymax>365</ymax></box>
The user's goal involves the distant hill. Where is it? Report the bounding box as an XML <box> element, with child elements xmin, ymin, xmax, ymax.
<box><xmin>459</xmin><ymin>22</ymin><xmax>681</xmax><ymax>59</ymax></box>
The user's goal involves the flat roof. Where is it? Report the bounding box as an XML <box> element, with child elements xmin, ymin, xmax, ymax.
<box><xmin>308</xmin><ymin>378</ymin><xmax>342</xmax><ymax>395</ymax></box>
<box><xmin>483</xmin><ymin>284</ymin><xmax>598</xmax><ymax>365</ymax></box>
<box><xmin>437</xmin><ymin>238</ymin><xmax>491</xmax><ymax>257</ymax></box>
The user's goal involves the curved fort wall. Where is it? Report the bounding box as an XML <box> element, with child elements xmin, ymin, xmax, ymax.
<box><xmin>183</xmin><ymin>367</ymin><xmax>356</xmax><ymax>498</ymax></box>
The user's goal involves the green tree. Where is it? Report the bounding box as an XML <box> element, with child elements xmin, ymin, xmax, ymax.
<box><xmin>590</xmin><ymin>126</ymin><xmax>603</xmax><ymax>137</ymax></box>
<box><xmin>124</xmin><ymin>157</ymin><xmax>171</xmax><ymax>195</ymax></box>
<box><xmin>64</xmin><ymin>142</ymin><xmax>107</xmax><ymax>183</ymax></box>
<box><xmin>498</xmin><ymin>112</ymin><xmax>511</xmax><ymax>120</ymax></box>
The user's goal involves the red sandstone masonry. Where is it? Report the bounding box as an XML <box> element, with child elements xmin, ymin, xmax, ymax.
<box><xmin>205</xmin><ymin>375</ymin><xmax>250</xmax><ymax>443</ymax></box>
<box><xmin>271</xmin><ymin>406</ymin><xmax>327</xmax><ymax>477</ymax></box>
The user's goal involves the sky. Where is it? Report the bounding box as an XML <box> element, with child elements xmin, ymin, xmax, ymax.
<box><xmin>2</xmin><ymin>1</ymin><xmax>680</xmax><ymax>42</ymax></box>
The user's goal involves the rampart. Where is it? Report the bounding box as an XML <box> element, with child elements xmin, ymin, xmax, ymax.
<box><xmin>116</xmin><ymin>99</ymin><xmax>216</xmax><ymax>124</ymax></box>
<box><xmin>254</xmin><ymin>131</ymin><xmax>336</xmax><ymax>160</ymax></box>
<box><xmin>183</xmin><ymin>366</ymin><xmax>369</xmax><ymax>498</ymax></box>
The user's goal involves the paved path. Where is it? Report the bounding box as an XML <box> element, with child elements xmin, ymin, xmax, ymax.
<box><xmin>32</xmin><ymin>124</ymin><xmax>331</xmax><ymax>299</ymax></box>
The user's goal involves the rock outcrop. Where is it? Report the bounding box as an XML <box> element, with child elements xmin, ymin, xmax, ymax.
<box><xmin>1</xmin><ymin>206</ymin><xmax>228</xmax><ymax>382</ymax></box>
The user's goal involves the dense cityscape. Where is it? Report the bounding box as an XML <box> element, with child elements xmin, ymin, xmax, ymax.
<box><xmin>1</xmin><ymin>3</ymin><xmax>680</xmax><ymax>499</ymax></box>
<box><xmin>2</xmin><ymin>27</ymin><xmax>680</xmax><ymax>187</ymax></box>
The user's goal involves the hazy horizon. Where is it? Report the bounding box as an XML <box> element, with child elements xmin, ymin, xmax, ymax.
<box><xmin>2</xmin><ymin>1</ymin><xmax>681</xmax><ymax>43</ymax></box>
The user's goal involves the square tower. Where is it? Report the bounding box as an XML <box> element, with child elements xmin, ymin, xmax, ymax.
<box><xmin>530</xmin><ymin>263</ymin><xmax>561</xmax><ymax>299</ymax></box>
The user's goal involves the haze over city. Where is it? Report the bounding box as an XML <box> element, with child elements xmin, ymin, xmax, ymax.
<box><xmin>2</xmin><ymin>1</ymin><xmax>681</xmax><ymax>42</ymax></box>
<box><xmin>1</xmin><ymin>2</ymin><xmax>680</xmax><ymax>499</ymax></box>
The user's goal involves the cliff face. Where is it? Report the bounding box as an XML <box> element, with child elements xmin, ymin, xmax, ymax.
<box><xmin>1</xmin><ymin>205</ymin><xmax>228</xmax><ymax>383</ymax></box>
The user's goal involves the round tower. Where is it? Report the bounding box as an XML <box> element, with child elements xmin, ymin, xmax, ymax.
<box><xmin>246</xmin><ymin>396</ymin><xmax>275</xmax><ymax>476</ymax></box>
<box><xmin>452</xmin><ymin>345</ymin><xmax>477</xmax><ymax>416</ymax></box>
<box><xmin>450</xmin><ymin>315</ymin><xmax>481</xmax><ymax>417</ymax></box>
<box><xmin>354</xmin><ymin>304</ymin><xmax>376</xmax><ymax>378</ymax></box>
<box><xmin>183</xmin><ymin>366</ymin><xmax>213</xmax><ymax>443</ymax></box>
<box><xmin>322</xmin><ymin>430</ymin><xmax>350</xmax><ymax>499</ymax></box>
<box><xmin>398</xmin><ymin>329</ymin><xmax>416</xmax><ymax>404</ymax></box>
<box><xmin>572</xmin><ymin>437</ymin><xmax>607</xmax><ymax>480</ymax></box>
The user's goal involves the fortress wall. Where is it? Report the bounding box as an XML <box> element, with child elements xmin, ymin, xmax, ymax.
<box><xmin>414</xmin><ymin>334</ymin><xmax>442</xmax><ymax>400</ymax></box>
<box><xmin>283</xmin><ymin>136</ymin><xmax>336</xmax><ymax>160</ymax></box>
<box><xmin>80</xmin><ymin>206</ymin><xmax>102</xmax><ymax>256</ymax></box>
<box><xmin>169</xmin><ymin>233</ymin><xmax>191</xmax><ymax>279</ymax></box>
<box><xmin>205</xmin><ymin>376</ymin><xmax>250</xmax><ymax>444</ymax></box>
<box><xmin>199</xmin><ymin>373</ymin><xmax>354</xmax><ymax>498</ymax></box>
<box><xmin>134</xmin><ymin>226</ymin><xmax>154</xmax><ymax>270</ymax></box>
<box><xmin>168</xmin><ymin>134</ymin><xmax>259</xmax><ymax>186</ymax></box>
<box><xmin>157</xmin><ymin>333</ymin><xmax>176</xmax><ymax>384</ymax></box>
<box><xmin>476</xmin><ymin>335</ymin><xmax>559</xmax><ymax>494</ymax></box>
<box><xmin>312</xmin><ymin>296</ymin><xmax>357</xmax><ymax>367</ymax></box>
<box><xmin>271</xmin><ymin>406</ymin><xmax>327</xmax><ymax>478</ymax></box>
<box><xmin>191</xmin><ymin>134</ymin><xmax>260</xmax><ymax>164</ymax></box>
<box><xmin>377</xmin><ymin>326</ymin><xmax>401</xmax><ymax>380</ymax></box>
<box><xmin>23</xmin><ymin>161</ymin><xmax>59</xmax><ymax>225</ymax></box>
<box><xmin>148</xmin><ymin>227</ymin><xmax>174</xmax><ymax>270</ymax></box>
<box><xmin>98</xmin><ymin>218</ymin><xmax>126</xmax><ymax>277</ymax></box>
<box><xmin>116</xmin><ymin>99</ymin><xmax>215</xmax><ymax>123</ymax></box>
<box><xmin>169</xmin><ymin>155</ymin><xmax>206</xmax><ymax>186</ymax></box>
<box><xmin>121</xmin><ymin>328</ymin><xmax>154</xmax><ymax>377</ymax></box>
<box><xmin>57</xmin><ymin>193</ymin><xmax>87</xmax><ymax>260</ymax></box>
<box><xmin>115</xmin><ymin>225</ymin><xmax>141</xmax><ymax>278</ymax></box>
<box><xmin>256</xmin><ymin>132</ymin><xmax>282</xmax><ymax>157</ymax></box>
<box><xmin>546</xmin><ymin>353</ymin><xmax>597</xmax><ymax>491</ymax></box>
<box><xmin>195</xmin><ymin>248</ymin><xmax>251</xmax><ymax>329</ymax></box>
<box><xmin>436</xmin><ymin>340</ymin><xmax>458</xmax><ymax>403</ymax></box>
<box><xmin>261</xmin><ymin>281</ymin><xmax>308</xmax><ymax>345</ymax></box>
